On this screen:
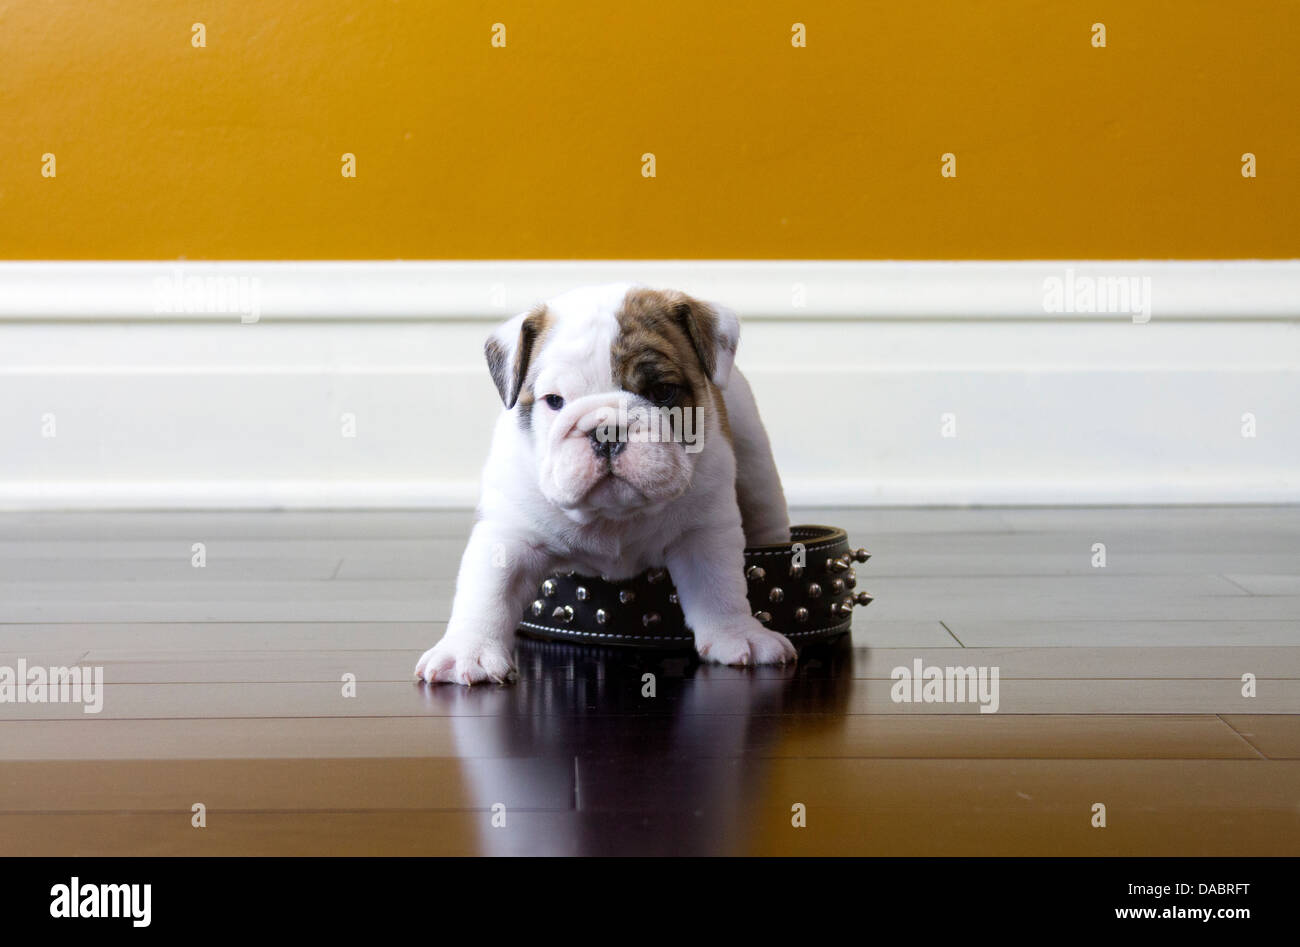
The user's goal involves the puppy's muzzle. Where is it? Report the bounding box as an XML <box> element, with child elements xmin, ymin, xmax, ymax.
<box><xmin>590</xmin><ymin>427</ymin><xmax>626</xmax><ymax>459</ymax></box>
<box><xmin>550</xmin><ymin>394</ymin><xmax>627</xmax><ymax>449</ymax></box>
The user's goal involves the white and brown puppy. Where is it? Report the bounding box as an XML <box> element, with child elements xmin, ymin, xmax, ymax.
<box><xmin>416</xmin><ymin>283</ymin><xmax>795</xmax><ymax>685</ymax></box>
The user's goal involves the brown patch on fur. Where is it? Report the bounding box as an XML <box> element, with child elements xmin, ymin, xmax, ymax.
<box><xmin>485</xmin><ymin>304</ymin><xmax>551</xmax><ymax>410</ymax></box>
<box><xmin>613</xmin><ymin>288</ymin><xmax>731</xmax><ymax>446</ymax></box>
<box><xmin>713</xmin><ymin>383</ymin><xmax>732</xmax><ymax>447</ymax></box>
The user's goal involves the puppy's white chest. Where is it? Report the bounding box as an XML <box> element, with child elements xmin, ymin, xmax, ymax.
<box><xmin>552</xmin><ymin>526</ymin><xmax>666</xmax><ymax>581</ymax></box>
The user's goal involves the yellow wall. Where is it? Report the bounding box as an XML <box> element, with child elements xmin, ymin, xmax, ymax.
<box><xmin>1</xmin><ymin>0</ymin><xmax>1296</xmax><ymax>260</ymax></box>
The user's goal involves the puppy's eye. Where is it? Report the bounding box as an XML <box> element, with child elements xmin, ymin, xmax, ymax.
<box><xmin>648</xmin><ymin>383</ymin><xmax>678</xmax><ymax>406</ymax></box>
<box><xmin>543</xmin><ymin>394</ymin><xmax>565</xmax><ymax>410</ymax></box>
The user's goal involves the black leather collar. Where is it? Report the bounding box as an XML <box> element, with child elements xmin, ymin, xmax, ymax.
<box><xmin>517</xmin><ymin>525</ymin><xmax>871</xmax><ymax>650</ymax></box>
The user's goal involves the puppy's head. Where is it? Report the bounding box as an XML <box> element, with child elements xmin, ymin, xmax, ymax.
<box><xmin>485</xmin><ymin>283</ymin><xmax>740</xmax><ymax>520</ymax></box>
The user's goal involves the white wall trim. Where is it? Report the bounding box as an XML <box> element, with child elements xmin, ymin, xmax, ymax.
<box><xmin>2</xmin><ymin>478</ymin><xmax>1296</xmax><ymax>511</ymax></box>
<box><xmin>2</xmin><ymin>260</ymin><xmax>1297</xmax><ymax>510</ymax></box>
<box><xmin>1</xmin><ymin>260</ymin><xmax>1298</xmax><ymax>321</ymax></box>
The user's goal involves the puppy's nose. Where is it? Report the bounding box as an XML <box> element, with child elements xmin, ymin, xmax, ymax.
<box><xmin>589</xmin><ymin>428</ymin><xmax>626</xmax><ymax>459</ymax></box>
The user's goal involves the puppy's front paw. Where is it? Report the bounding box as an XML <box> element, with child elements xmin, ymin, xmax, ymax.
<box><xmin>415</xmin><ymin>636</ymin><xmax>516</xmax><ymax>685</ymax></box>
<box><xmin>694</xmin><ymin>618</ymin><xmax>797</xmax><ymax>667</ymax></box>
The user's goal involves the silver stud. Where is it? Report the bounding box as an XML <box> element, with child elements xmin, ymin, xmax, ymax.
<box><xmin>794</xmin><ymin>607</ymin><xmax>810</xmax><ymax>623</ymax></box>
<box><xmin>542</xmin><ymin>579</ymin><xmax>557</xmax><ymax>597</ymax></box>
<box><xmin>769</xmin><ymin>586</ymin><xmax>785</xmax><ymax>603</ymax></box>
<box><xmin>853</xmin><ymin>547</ymin><xmax>871</xmax><ymax>563</ymax></box>
<box><xmin>575</xmin><ymin>586</ymin><xmax>589</xmax><ymax>601</ymax></box>
<box><xmin>595</xmin><ymin>608</ymin><xmax>608</xmax><ymax>624</ymax></box>
<box><xmin>830</xmin><ymin>578</ymin><xmax>845</xmax><ymax>594</ymax></box>
<box><xmin>552</xmin><ymin>605</ymin><xmax>574</xmax><ymax>623</ymax></box>
<box><xmin>531</xmin><ymin>599</ymin><xmax>545</xmax><ymax>616</ymax></box>
<box><xmin>642</xmin><ymin>612</ymin><xmax>661</xmax><ymax>628</ymax></box>
<box><xmin>807</xmin><ymin>582</ymin><xmax>822</xmax><ymax>599</ymax></box>
<box><xmin>746</xmin><ymin>565</ymin><xmax>766</xmax><ymax>582</ymax></box>
<box><xmin>647</xmin><ymin>568</ymin><xmax>667</xmax><ymax>584</ymax></box>
<box><xmin>619</xmin><ymin>588</ymin><xmax>636</xmax><ymax>604</ymax></box>
<box><xmin>668</xmin><ymin>592</ymin><xmax>679</xmax><ymax>605</ymax></box>
<box><xmin>854</xmin><ymin>591</ymin><xmax>874</xmax><ymax>607</ymax></box>
<box><xmin>788</xmin><ymin>562</ymin><xmax>805</xmax><ymax>578</ymax></box>
<box><xmin>754</xmin><ymin>610</ymin><xmax>772</xmax><ymax>624</ymax></box>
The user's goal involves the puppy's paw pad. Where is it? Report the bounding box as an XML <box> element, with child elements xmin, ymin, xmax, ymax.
<box><xmin>696</xmin><ymin>622</ymin><xmax>797</xmax><ymax>667</ymax></box>
<box><xmin>415</xmin><ymin>639</ymin><xmax>516</xmax><ymax>686</ymax></box>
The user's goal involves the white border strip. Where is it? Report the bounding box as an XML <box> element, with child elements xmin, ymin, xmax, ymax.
<box><xmin>1</xmin><ymin>260</ymin><xmax>1298</xmax><ymax>320</ymax></box>
<box><xmin>3</xmin><ymin>478</ymin><xmax>1297</xmax><ymax>510</ymax></box>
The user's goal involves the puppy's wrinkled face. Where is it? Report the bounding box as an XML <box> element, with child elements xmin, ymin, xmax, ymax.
<box><xmin>485</xmin><ymin>284</ymin><xmax>738</xmax><ymax>521</ymax></box>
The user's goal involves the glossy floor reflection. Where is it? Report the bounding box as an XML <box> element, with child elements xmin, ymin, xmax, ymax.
<box><xmin>418</xmin><ymin>635</ymin><xmax>856</xmax><ymax>855</ymax></box>
<box><xmin>1</xmin><ymin>508</ymin><xmax>1298</xmax><ymax>855</ymax></box>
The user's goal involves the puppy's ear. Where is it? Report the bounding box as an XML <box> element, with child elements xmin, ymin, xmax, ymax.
<box><xmin>671</xmin><ymin>295</ymin><xmax>741</xmax><ymax>389</ymax></box>
<box><xmin>484</xmin><ymin>305</ymin><xmax>548</xmax><ymax>409</ymax></box>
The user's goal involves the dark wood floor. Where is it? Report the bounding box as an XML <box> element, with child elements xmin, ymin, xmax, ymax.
<box><xmin>1</xmin><ymin>507</ymin><xmax>1298</xmax><ymax>855</ymax></box>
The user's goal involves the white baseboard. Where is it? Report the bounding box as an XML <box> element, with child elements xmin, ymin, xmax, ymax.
<box><xmin>2</xmin><ymin>261</ymin><xmax>1298</xmax><ymax>510</ymax></box>
<box><xmin>1</xmin><ymin>477</ymin><xmax>1295</xmax><ymax>510</ymax></box>
<box><xmin>3</xmin><ymin>260</ymin><xmax>1298</xmax><ymax>321</ymax></box>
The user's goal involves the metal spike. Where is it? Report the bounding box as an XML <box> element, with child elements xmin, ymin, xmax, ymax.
<box><xmin>769</xmin><ymin>586</ymin><xmax>785</xmax><ymax>603</ymax></box>
<box><xmin>754</xmin><ymin>610</ymin><xmax>772</xmax><ymax>624</ymax></box>
<box><xmin>745</xmin><ymin>565</ymin><xmax>766</xmax><ymax>582</ymax></box>
<box><xmin>531</xmin><ymin>599</ymin><xmax>545</xmax><ymax>616</ymax></box>
<box><xmin>595</xmin><ymin>608</ymin><xmax>608</xmax><ymax>625</ymax></box>
<box><xmin>541</xmin><ymin>579</ymin><xmax>557</xmax><ymax>597</ymax></box>
<box><xmin>794</xmin><ymin>607</ymin><xmax>810</xmax><ymax>623</ymax></box>
<box><xmin>807</xmin><ymin>582</ymin><xmax>823</xmax><ymax>599</ymax></box>
<box><xmin>830</xmin><ymin>578</ymin><xmax>845</xmax><ymax>594</ymax></box>
<box><xmin>668</xmin><ymin>592</ymin><xmax>679</xmax><ymax>605</ymax></box>
<box><xmin>642</xmin><ymin>612</ymin><xmax>661</xmax><ymax>628</ymax></box>
<box><xmin>575</xmin><ymin>585</ymin><xmax>589</xmax><ymax>601</ymax></box>
<box><xmin>854</xmin><ymin>591</ymin><xmax>874</xmax><ymax>607</ymax></box>
<box><xmin>853</xmin><ymin>547</ymin><xmax>871</xmax><ymax>563</ymax></box>
<box><xmin>619</xmin><ymin>589</ymin><xmax>636</xmax><ymax>604</ymax></box>
<box><xmin>647</xmin><ymin>568</ymin><xmax>667</xmax><ymax>584</ymax></box>
<box><xmin>846</xmin><ymin>571</ymin><xmax>857</xmax><ymax>589</ymax></box>
<box><xmin>788</xmin><ymin>562</ymin><xmax>805</xmax><ymax>578</ymax></box>
<box><xmin>552</xmin><ymin>605</ymin><xmax>574</xmax><ymax>623</ymax></box>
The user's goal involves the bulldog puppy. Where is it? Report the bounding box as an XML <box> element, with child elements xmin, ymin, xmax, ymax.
<box><xmin>416</xmin><ymin>283</ymin><xmax>795</xmax><ymax>685</ymax></box>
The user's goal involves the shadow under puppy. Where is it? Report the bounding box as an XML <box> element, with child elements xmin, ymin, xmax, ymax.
<box><xmin>416</xmin><ymin>283</ymin><xmax>794</xmax><ymax>685</ymax></box>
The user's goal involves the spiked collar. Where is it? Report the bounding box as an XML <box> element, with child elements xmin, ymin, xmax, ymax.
<box><xmin>517</xmin><ymin>525</ymin><xmax>872</xmax><ymax>650</ymax></box>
